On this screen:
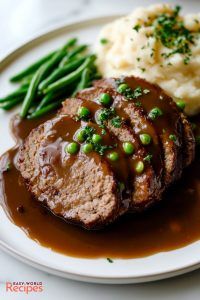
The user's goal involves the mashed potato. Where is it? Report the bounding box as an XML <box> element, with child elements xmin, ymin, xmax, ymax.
<box><xmin>96</xmin><ymin>4</ymin><xmax>200</xmax><ymax>116</ymax></box>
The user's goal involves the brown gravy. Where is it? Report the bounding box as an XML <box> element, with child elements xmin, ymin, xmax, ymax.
<box><xmin>0</xmin><ymin>114</ymin><xmax>200</xmax><ymax>259</ymax></box>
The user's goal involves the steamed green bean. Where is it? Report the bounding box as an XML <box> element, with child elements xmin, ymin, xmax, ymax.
<box><xmin>38</xmin><ymin>56</ymin><xmax>85</xmax><ymax>91</ymax></box>
<box><xmin>28</xmin><ymin>100</ymin><xmax>64</xmax><ymax>119</ymax></box>
<box><xmin>0</xmin><ymin>84</ymin><xmax>28</xmax><ymax>103</ymax></box>
<box><xmin>20</xmin><ymin>38</ymin><xmax>78</xmax><ymax>118</ymax></box>
<box><xmin>44</xmin><ymin>55</ymin><xmax>95</xmax><ymax>94</ymax></box>
<box><xmin>72</xmin><ymin>68</ymin><xmax>91</xmax><ymax>96</ymax></box>
<box><xmin>59</xmin><ymin>45</ymin><xmax>87</xmax><ymax>67</ymax></box>
<box><xmin>10</xmin><ymin>52</ymin><xmax>56</xmax><ymax>82</ymax></box>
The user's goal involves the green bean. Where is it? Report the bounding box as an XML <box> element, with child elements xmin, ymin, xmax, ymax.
<box><xmin>72</xmin><ymin>68</ymin><xmax>91</xmax><ymax>96</ymax></box>
<box><xmin>59</xmin><ymin>45</ymin><xmax>87</xmax><ymax>67</ymax></box>
<box><xmin>10</xmin><ymin>38</ymin><xmax>77</xmax><ymax>83</ymax></box>
<box><xmin>44</xmin><ymin>55</ymin><xmax>96</xmax><ymax>94</ymax></box>
<box><xmin>20</xmin><ymin>38</ymin><xmax>78</xmax><ymax>118</ymax></box>
<box><xmin>21</xmin><ymin>74</ymin><xmax>34</xmax><ymax>85</ymax></box>
<box><xmin>36</xmin><ymin>92</ymin><xmax>55</xmax><ymax>110</ymax></box>
<box><xmin>36</xmin><ymin>90</ymin><xmax>64</xmax><ymax>110</ymax></box>
<box><xmin>38</xmin><ymin>56</ymin><xmax>85</xmax><ymax>91</ymax></box>
<box><xmin>20</xmin><ymin>65</ymin><xmax>45</xmax><ymax>118</ymax></box>
<box><xmin>36</xmin><ymin>81</ymin><xmax>78</xmax><ymax>110</ymax></box>
<box><xmin>28</xmin><ymin>100</ymin><xmax>63</xmax><ymax>119</ymax></box>
<box><xmin>10</xmin><ymin>51</ymin><xmax>56</xmax><ymax>82</ymax></box>
<box><xmin>38</xmin><ymin>38</ymin><xmax>78</xmax><ymax>81</ymax></box>
<box><xmin>0</xmin><ymin>97</ymin><xmax>24</xmax><ymax>110</ymax></box>
<box><xmin>0</xmin><ymin>84</ymin><xmax>29</xmax><ymax>103</ymax></box>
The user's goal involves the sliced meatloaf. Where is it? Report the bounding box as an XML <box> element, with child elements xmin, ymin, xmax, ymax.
<box><xmin>17</xmin><ymin>75</ymin><xmax>195</xmax><ymax>230</ymax></box>
<box><xmin>61</xmin><ymin>98</ymin><xmax>162</xmax><ymax>210</ymax></box>
<box><xmin>180</xmin><ymin>113</ymin><xmax>195</xmax><ymax>167</ymax></box>
<box><xmin>92</xmin><ymin>77</ymin><xmax>186</xmax><ymax>184</ymax></box>
<box><xmin>17</xmin><ymin>115</ymin><xmax>124</xmax><ymax>229</ymax></box>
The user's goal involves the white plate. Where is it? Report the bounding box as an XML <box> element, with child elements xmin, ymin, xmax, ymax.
<box><xmin>1</xmin><ymin>15</ymin><xmax>200</xmax><ymax>284</ymax></box>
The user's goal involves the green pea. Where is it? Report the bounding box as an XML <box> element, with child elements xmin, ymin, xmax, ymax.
<box><xmin>117</xmin><ymin>83</ymin><xmax>129</xmax><ymax>93</ymax></box>
<box><xmin>76</xmin><ymin>129</ymin><xmax>86</xmax><ymax>142</ymax></box>
<box><xmin>107</xmin><ymin>151</ymin><xmax>119</xmax><ymax>161</ymax></box>
<box><xmin>82</xmin><ymin>143</ymin><xmax>93</xmax><ymax>154</ymax></box>
<box><xmin>92</xmin><ymin>134</ymin><xmax>102</xmax><ymax>144</ymax></box>
<box><xmin>135</xmin><ymin>161</ymin><xmax>144</xmax><ymax>173</ymax></box>
<box><xmin>65</xmin><ymin>142</ymin><xmax>79</xmax><ymax>154</ymax></box>
<box><xmin>123</xmin><ymin>142</ymin><xmax>134</xmax><ymax>154</ymax></box>
<box><xmin>99</xmin><ymin>93</ymin><xmax>112</xmax><ymax>106</ymax></box>
<box><xmin>176</xmin><ymin>100</ymin><xmax>186</xmax><ymax>110</ymax></box>
<box><xmin>139</xmin><ymin>133</ymin><xmax>152</xmax><ymax>145</ymax></box>
<box><xmin>148</xmin><ymin>107</ymin><xmax>163</xmax><ymax>120</ymax></box>
<box><xmin>78</xmin><ymin>106</ymin><xmax>90</xmax><ymax>119</ymax></box>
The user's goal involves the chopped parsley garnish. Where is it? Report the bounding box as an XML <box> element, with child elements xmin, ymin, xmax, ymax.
<box><xmin>101</xmin><ymin>129</ymin><xmax>106</xmax><ymax>135</ymax></box>
<box><xmin>106</xmin><ymin>258</ymin><xmax>114</xmax><ymax>263</ymax></box>
<box><xmin>140</xmin><ymin>67</ymin><xmax>146</xmax><ymax>72</ymax></box>
<box><xmin>5</xmin><ymin>162</ymin><xmax>11</xmax><ymax>172</ymax></box>
<box><xmin>135</xmin><ymin>101</ymin><xmax>142</xmax><ymax>107</ymax></box>
<box><xmin>143</xmin><ymin>154</ymin><xmax>153</xmax><ymax>163</ymax></box>
<box><xmin>183</xmin><ymin>56</ymin><xmax>190</xmax><ymax>65</ymax></box>
<box><xmin>117</xmin><ymin>83</ymin><xmax>144</xmax><ymax>100</ymax></box>
<box><xmin>84</xmin><ymin>126</ymin><xmax>95</xmax><ymax>137</ymax></box>
<box><xmin>100</xmin><ymin>38</ymin><xmax>109</xmax><ymax>44</ymax></box>
<box><xmin>169</xmin><ymin>134</ymin><xmax>177</xmax><ymax>142</ymax></box>
<box><xmin>153</xmin><ymin>6</ymin><xmax>195</xmax><ymax>64</ymax></box>
<box><xmin>97</xmin><ymin>108</ymin><xmax>122</xmax><ymax>129</ymax></box>
<box><xmin>134</xmin><ymin>5</ymin><xmax>198</xmax><ymax>64</ymax></box>
<box><xmin>133</xmin><ymin>24</ymin><xmax>141</xmax><ymax>32</ymax></box>
<box><xmin>95</xmin><ymin>144</ymin><xmax>114</xmax><ymax>156</ymax></box>
<box><xmin>111</xmin><ymin>116</ymin><xmax>122</xmax><ymax>128</ymax></box>
<box><xmin>82</xmin><ymin>125</ymin><xmax>114</xmax><ymax>156</ymax></box>
<box><xmin>98</xmin><ymin>107</ymin><xmax>116</xmax><ymax>122</ymax></box>
<box><xmin>115</xmin><ymin>80</ymin><xmax>150</xmax><ymax>101</ymax></box>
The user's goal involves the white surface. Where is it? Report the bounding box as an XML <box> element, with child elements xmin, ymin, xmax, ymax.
<box><xmin>0</xmin><ymin>0</ymin><xmax>200</xmax><ymax>298</ymax></box>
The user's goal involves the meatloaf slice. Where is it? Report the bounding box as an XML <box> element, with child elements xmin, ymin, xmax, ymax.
<box><xmin>180</xmin><ymin>113</ymin><xmax>195</xmax><ymax>167</ymax></box>
<box><xmin>77</xmin><ymin>86</ymin><xmax>164</xmax><ymax>190</ymax></box>
<box><xmin>61</xmin><ymin>98</ymin><xmax>162</xmax><ymax>210</ymax></box>
<box><xmin>93</xmin><ymin>77</ymin><xmax>184</xmax><ymax>184</ymax></box>
<box><xmin>17</xmin><ymin>115</ymin><xmax>123</xmax><ymax>229</ymax></box>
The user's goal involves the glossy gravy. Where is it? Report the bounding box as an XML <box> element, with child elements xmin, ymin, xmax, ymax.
<box><xmin>0</xmin><ymin>114</ymin><xmax>200</xmax><ymax>259</ymax></box>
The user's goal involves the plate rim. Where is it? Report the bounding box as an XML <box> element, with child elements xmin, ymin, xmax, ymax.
<box><xmin>1</xmin><ymin>15</ymin><xmax>200</xmax><ymax>284</ymax></box>
<box><xmin>1</xmin><ymin>239</ymin><xmax>200</xmax><ymax>284</ymax></box>
<box><xmin>0</xmin><ymin>15</ymin><xmax>121</xmax><ymax>69</ymax></box>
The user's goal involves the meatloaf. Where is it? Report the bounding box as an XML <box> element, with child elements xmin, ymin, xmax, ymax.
<box><xmin>17</xmin><ymin>115</ymin><xmax>127</xmax><ymax>229</ymax></box>
<box><xmin>17</xmin><ymin>76</ymin><xmax>195</xmax><ymax>229</ymax></box>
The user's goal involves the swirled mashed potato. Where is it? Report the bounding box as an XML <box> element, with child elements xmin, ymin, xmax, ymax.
<box><xmin>96</xmin><ymin>4</ymin><xmax>200</xmax><ymax>116</ymax></box>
